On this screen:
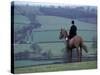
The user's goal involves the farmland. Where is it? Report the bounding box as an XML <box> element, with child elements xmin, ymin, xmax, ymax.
<box><xmin>15</xmin><ymin>61</ymin><xmax>97</xmax><ymax>74</ymax></box>
<box><xmin>14</xmin><ymin>15</ymin><xmax>97</xmax><ymax>69</ymax></box>
<box><xmin>14</xmin><ymin>15</ymin><xmax>97</xmax><ymax>56</ymax></box>
<box><xmin>12</xmin><ymin>3</ymin><xmax>97</xmax><ymax>73</ymax></box>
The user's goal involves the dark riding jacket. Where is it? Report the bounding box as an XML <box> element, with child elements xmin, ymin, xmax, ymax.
<box><xmin>69</xmin><ymin>25</ymin><xmax>77</xmax><ymax>39</ymax></box>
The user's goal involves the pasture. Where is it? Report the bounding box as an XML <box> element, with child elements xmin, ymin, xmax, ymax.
<box><xmin>14</xmin><ymin>61</ymin><xmax>97</xmax><ymax>74</ymax></box>
<box><xmin>14</xmin><ymin>15</ymin><xmax>97</xmax><ymax>57</ymax></box>
<box><xmin>14</xmin><ymin>11</ymin><xmax>97</xmax><ymax>73</ymax></box>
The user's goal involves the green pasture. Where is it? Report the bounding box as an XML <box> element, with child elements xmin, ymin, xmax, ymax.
<box><xmin>14</xmin><ymin>15</ymin><xmax>97</xmax><ymax>55</ymax></box>
<box><xmin>13</xmin><ymin>6</ymin><xmax>97</xmax><ymax>74</ymax></box>
<box><xmin>14</xmin><ymin>15</ymin><xmax>97</xmax><ymax>43</ymax></box>
<box><xmin>36</xmin><ymin>15</ymin><xmax>96</xmax><ymax>30</ymax></box>
<box><xmin>14</xmin><ymin>42</ymin><xmax>96</xmax><ymax>57</ymax></box>
<box><xmin>14</xmin><ymin>61</ymin><xmax>97</xmax><ymax>74</ymax></box>
<box><xmin>14</xmin><ymin>15</ymin><xmax>96</xmax><ymax>30</ymax></box>
<box><xmin>14</xmin><ymin>14</ymin><xmax>97</xmax><ymax>70</ymax></box>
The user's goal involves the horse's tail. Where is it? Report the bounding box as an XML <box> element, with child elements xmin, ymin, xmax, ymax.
<box><xmin>81</xmin><ymin>44</ymin><xmax>88</xmax><ymax>53</ymax></box>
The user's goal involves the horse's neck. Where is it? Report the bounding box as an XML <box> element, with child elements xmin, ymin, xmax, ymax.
<box><xmin>64</xmin><ymin>32</ymin><xmax>68</xmax><ymax>38</ymax></box>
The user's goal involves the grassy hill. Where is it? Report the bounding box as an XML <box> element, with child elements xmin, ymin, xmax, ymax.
<box><xmin>36</xmin><ymin>15</ymin><xmax>96</xmax><ymax>30</ymax></box>
<box><xmin>14</xmin><ymin>15</ymin><xmax>97</xmax><ymax>57</ymax></box>
<box><xmin>34</xmin><ymin>15</ymin><xmax>96</xmax><ymax>42</ymax></box>
<box><xmin>14</xmin><ymin>61</ymin><xmax>97</xmax><ymax>74</ymax></box>
<box><xmin>14</xmin><ymin>15</ymin><xmax>96</xmax><ymax>44</ymax></box>
<box><xmin>13</xmin><ymin>4</ymin><xmax>97</xmax><ymax>72</ymax></box>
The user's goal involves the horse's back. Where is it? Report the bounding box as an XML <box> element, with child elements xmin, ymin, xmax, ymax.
<box><xmin>75</xmin><ymin>35</ymin><xmax>82</xmax><ymax>40</ymax></box>
<box><xmin>74</xmin><ymin>35</ymin><xmax>83</xmax><ymax>43</ymax></box>
<box><xmin>69</xmin><ymin>35</ymin><xmax>83</xmax><ymax>47</ymax></box>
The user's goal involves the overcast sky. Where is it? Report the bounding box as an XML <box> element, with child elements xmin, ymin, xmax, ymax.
<box><xmin>14</xmin><ymin>0</ymin><xmax>97</xmax><ymax>7</ymax></box>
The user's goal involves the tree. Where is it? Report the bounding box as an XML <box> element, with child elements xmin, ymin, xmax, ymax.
<box><xmin>30</xmin><ymin>43</ymin><xmax>42</xmax><ymax>54</ymax></box>
<box><xmin>14</xmin><ymin>5</ymin><xmax>41</xmax><ymax>44</ymax></box>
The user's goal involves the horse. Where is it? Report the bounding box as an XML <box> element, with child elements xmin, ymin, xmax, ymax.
<box><xmin>59</xmin><ymin>28</ymin><xmax>88</xmax><ymax>63</ymax></box>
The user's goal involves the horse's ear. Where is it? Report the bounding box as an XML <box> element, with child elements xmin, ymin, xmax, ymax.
<box><xmin>61</xmin><ymin>28</ymin><xmax>63</xmax><ymax>31</ymax></box>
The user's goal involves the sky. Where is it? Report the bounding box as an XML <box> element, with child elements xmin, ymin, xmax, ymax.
<box><xmin>13</xmin><ymin>0</ymin><xmax>97</xmax><ymax>7</ymax></box>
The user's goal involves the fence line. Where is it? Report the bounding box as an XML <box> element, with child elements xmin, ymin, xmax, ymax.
<box><xmin>14</xmin><ymin>23</ymin><xmax>97</xmax><ymax>32</ymax></box>
<box><xmin>14</xmin><ymin>41</ymin><xmax>95</xmax><ymax>44</ymax></box>
<box><xmin>32</xmin><ymin>29</ymin><xmax>96</xmax><ymax>32</ymax></box>
<box><xmin>15</xmin><ymin>21</ymin><xmax>96</xmax><ymax>26</ymax></box>
<box><xmin>14</xmin><ymin>23</ymin><xmax>97</xmax><ymax>44</ymax></box>
<box><xmin>15</xmin><ymin>23</ymin><xmax>30</xmax><ymax>25</ymax></box>
<box><xmin>35</xmin><ymin>41</ymin><xmax>95</xmax><ymax>44</ymax></box>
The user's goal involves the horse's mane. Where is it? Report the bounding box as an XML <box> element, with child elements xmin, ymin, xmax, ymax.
<box><xmin>62</xmin><ymin>29</ymin><xmax>69</xmax><ymax>35</ymax></box>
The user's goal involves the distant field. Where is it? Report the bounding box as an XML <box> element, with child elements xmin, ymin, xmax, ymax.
<box><xmin>15</xmin><ymin>61</ymin><xmax>97</xmax><ymax>74</ymax></box>
<box><xmin>14</xmin><ymin>42</ymin><xmax>96</xmax><ymax>57</ymax></box>
<box><xmin>14</xmin><ymin>15</ymin><xmax>97</xmax><ymax>44</ymax></box>
<box><xmin>14</xmin><ymin>15</ymin><xmax>97</xmax><ymax>60</ymax></box>
<box><xmin>36</xmin><ymin>15</ymin><xmax>96</xmax><ymax>30</ymax></box>
<box><xmin>14</xmin><ymin>15</ymin><xmax>97</xmax><ymax>69</ymax></box>
<box><xmin>14</xmin><ymin>15</ymin><xmax>97</xmax><ymax>30</ymax></box>
<box><xmin>13</xmin><ymin>5</ymin><xmax>97</xmax><ymax>74</ymax></box>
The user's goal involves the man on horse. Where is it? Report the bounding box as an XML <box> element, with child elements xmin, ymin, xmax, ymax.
<box><xmin>68</xmin><ymin>20</ymin><xmax>77</xmax><ymax>40</ymax></box>
<box><xmin>59</xmin><ymin>21</ymin><xmax>87</xmax><ymax>62</ymax></box>
<box><xmin>65</xmin><ymin>20</ymin><xmax>77</xmax><ymax>49</ymax></box>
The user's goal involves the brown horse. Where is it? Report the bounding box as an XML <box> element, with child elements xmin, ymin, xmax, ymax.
<box><xmin>59</xmin><ymin>28</ymin><xmax>88</xmax><ymax>63</ymax></box>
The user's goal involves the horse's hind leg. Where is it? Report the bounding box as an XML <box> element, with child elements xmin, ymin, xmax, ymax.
<box><xmin>77</xmin><ymin>47</ymin><xmax>82</xmax><ymax>62</ymax></box>
<box><xmin>80</xmin><ymin>45</ymin><xmax>82</xmax><ymax>61</ymax></box>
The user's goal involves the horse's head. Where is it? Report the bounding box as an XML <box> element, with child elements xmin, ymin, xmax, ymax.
<box><xmin>59</xmin><ymin>28</ymin><xmax>68</xmax><ymax>39</ymax></box>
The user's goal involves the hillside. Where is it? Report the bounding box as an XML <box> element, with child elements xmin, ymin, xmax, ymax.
<box><xmin>15</xmin><ymin>61</ymin><xmax>97</xmax><ymax>73</ymax></box>
<box><xmin>14</xmin><ymin>15</ymin><xmax>97</xmax><ymax>57</ymax></box>
<box><xmin>12</xmin><ymin>2</ymin><xmax>97</xmax><ymax>71</ymax></box>
<box><xmin>12</xmin><ymin>3</ymin><xmax>97</xmax><ymax>24</ymax></box>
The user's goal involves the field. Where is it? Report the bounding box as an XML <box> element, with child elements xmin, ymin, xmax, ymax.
<box><xmin>14</xmin><ymin>15</ymin><xmax>97</xmax><ymax>57</ymax></box>
<box><xmin>14</xmin><ymin>15</ymin><xmax>97</xmax><ymax>68</ymax></box>
<box><xmin>13</xmin><ymin>4</ymin><xmax>97</xmax><ymax>73</ymax></box>
<box><xmin>14</xmin><ymin>61</ymin><xmax>97</xmax><ymax>74</ymax></box>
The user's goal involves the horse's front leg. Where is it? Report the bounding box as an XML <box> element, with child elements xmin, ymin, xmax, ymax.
<box><xmin>67</xmin><ymin>49</ymin><xmax>72</xmax><ymax>63</ymax></box>
<box><xmin>77</xmin><ymin>47</ymin><xmax>82</xmax><ymax>62</ymax></box>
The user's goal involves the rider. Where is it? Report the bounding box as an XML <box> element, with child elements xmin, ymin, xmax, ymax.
<box><xmin>68</xmin><ymin>20</ymin><xmax>77</xmax><ymax>40</ymax></box>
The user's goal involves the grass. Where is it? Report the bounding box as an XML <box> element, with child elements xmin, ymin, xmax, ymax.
<box><xmin>14</xmin><ymin>15</ymin><xmax>97</xmax><ymax>54</ymax></box>
<box><xmin>14</xmin><ymin>14</ymin><xmax>97</xmax><ymax>74</ymax></box>
<box><xmin>14</xmin><ymin>61</ymin><xmax>97</xmax><ymax>74</ymax></box>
